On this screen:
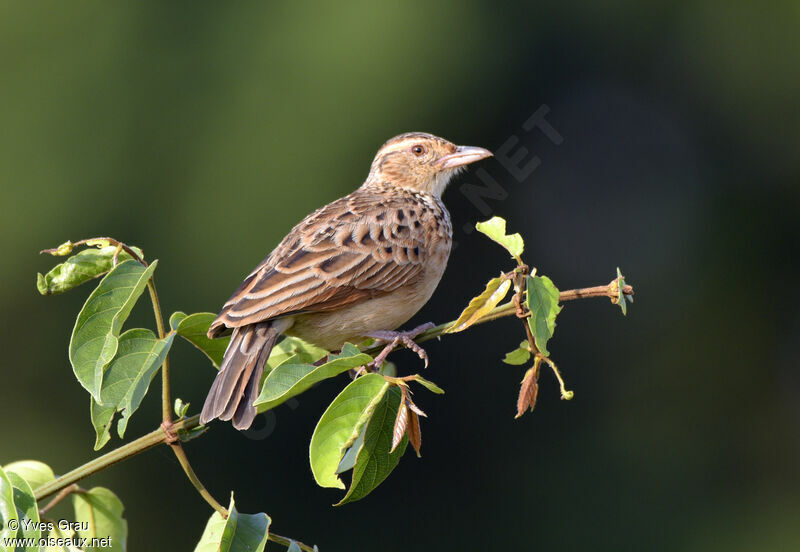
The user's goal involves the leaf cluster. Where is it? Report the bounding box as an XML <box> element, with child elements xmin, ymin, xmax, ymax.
<box><xmin>447</xmin><ymin>216</ymin><xmax>630</xmax><ymax>416</ymax></box>
<box><xmin>18</xmin><ymin>219</ymin><xmax>633</xmax><ymax>550</ymax></box>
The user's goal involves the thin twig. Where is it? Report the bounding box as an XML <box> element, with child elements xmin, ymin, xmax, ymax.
<box><xmin>145</xmin><ymin>263</ymin><xmax>226</xmax><ymax>516</ymax></box>
<box><xmin>539</xmin><ymin>355</ymin><xmax>573</xmax><ymax>400</ymax></box>
<box><xmin>146</xmin><ymin>278</ymin><xmax>173</xmax><ymax>424</ymax></box>
<box><xmin>33</xmin><ymin>420</ymin><xmax>192</xmax><ymax>501</ymax></box>
<box><xmin>364</xmin><ymin>280</ymin><xmax>632</xmax><ymax>355</ymax></box>
<box><xmin>268</xmin><ymin>532</ymin><xmax>317</xmax><ymax>552</ymax></box>
<box><xmin>169</xmin><ymin>442</ymin><xmax>228</xmax><ymax>517</ymax></box>
<box><xmin>559</xmin><ymin>283</ymin><xmax>633</xmax><ymax>302</ymax></box>
<box><xmin>38</xmin><ymin>483</ymin><xmax>81</xmax><ymax>515</ymax></box>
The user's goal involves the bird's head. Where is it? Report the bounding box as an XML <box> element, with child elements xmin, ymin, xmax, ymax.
<box><xmin>366</xmin><ymin>132</ymin><xmax>492</xmax><ymax>197</ymax></box>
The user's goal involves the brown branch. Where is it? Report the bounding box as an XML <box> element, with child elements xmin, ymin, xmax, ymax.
<box><xmin>559</xmin><ymin>282</ymin><xmax>634</xmax><ymax>302</ymax></box>
<box><xmin>364</xmin><ymin>278</ymin><xmax>635</xmax><ymax>354</ymax></box>
<box><xmin>38</xmin><ymin>483</ymin><xmax>82</xmax><ymax>515</ymax></box>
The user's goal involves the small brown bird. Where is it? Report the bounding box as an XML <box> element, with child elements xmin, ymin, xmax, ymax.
<box><xmin>200</xmin><ymin>132</ymin><xmax>492</xmax><ymax>429</ymax></box>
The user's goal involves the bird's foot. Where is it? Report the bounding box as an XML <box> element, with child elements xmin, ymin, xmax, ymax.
<box><xmin>365</xmin><ymin>322</ymin><xmax>435</xmax><ymax>370</ymax></box>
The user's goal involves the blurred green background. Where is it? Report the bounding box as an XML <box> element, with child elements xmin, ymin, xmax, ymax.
<box><xmin>2</xmin><ymin>1</ymin><xmax>799</xmax><ymax>550</ymax></box>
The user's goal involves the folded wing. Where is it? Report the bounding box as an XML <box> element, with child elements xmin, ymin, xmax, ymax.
<box><xmin>208</xmin><ymin>191</ymin><xmax>430</xmax><ymax>337</ymax></box>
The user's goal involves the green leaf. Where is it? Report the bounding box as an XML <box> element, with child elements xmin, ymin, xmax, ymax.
<box><xmin>69</xmin><ymin>259</ymin><xmax>158</xmax><ymax>402</ymax></box>
<box><xmin>378</xmin><ymin>360</ymin><xmax>396</xmax><ymax>377</ymax></box>
<box><xmin>37</xmin><ymin>245</ymin><xmax>144</xmax><ymax>295</ymax></box>
<box><xmin>336</xmin><ymin>385</ymin><xmax>408</xmax><ymax>505</ymax></box>
<box><xmin>411</xmin><ymin>374</ymin><xmax>445</xmax><ymax>394</ymax></box>
<box><xmin>3</xmin><ymin>460</ymin><xmax>55</xmax><ymax>491</ymax></box>
<box><xmin>309</xmin><ymin>374</ymin><xmax>389</xmax><ymax>489</ymax></box>
<box><xmin>194</xmin><ymin>495</ymin><xmax>271</xmax><ymax>552</ymax></box>
<box><xmin>266</xmin><ymin>336</ymin><xmax>328</xmax><ymax>371</ymax></box>
<box><xmin>445</xmin><ymin>276</ymin><xmax>511</xmax><ymax>333</ymax></box>
<box><xmin>0</xmin><ymin>466</ymin><xmax>19</xmax><ymax>543</ymax></box>
<box><xmin>336</xmin><ymin>425</ymin><xmax>366</xmax><ymax>475</ymax></box>
<box><xmin>72</xmin><ymin>487</ymin><xmax>127</xmax><ymax>552</ymax></box>
<box><xmin>174</xmin><ymin>398</ymin><xmax>190</xmax><ymax>419</ymax></box>
<box><xmin>194</xmin><ymin>506</ymin><xmax>236</xmax><ymax>552</ymax></box>
<box><xmin>168</xmin><ymin>311</ymin><xmax>186</xmax><ymax>330</ymax></box>
<box><xmin>475</xmin><ymin>216</ymin><xmax>524</xmax><ymax>258</ymax></box>
<box><xmin>178</xmin><ymin>424</ymin><xmax>209</xmax><ymax>443</ymax></box>
<box><xmin>233</xmin><ymin>511</ymin><xmax>271</xmax><ymax>552</ymax></box>
<box><xmin>502</xmin><ymin>342</ymin><xmax>531</xmax><ymax>365</ymax></box>
<box><xmin>0</xmin><ymin>469</ymin><xmax>42</xmax><ymax>547</ymax></box>
<box><xmin>90</xmin><ymin>399</ymin><xmax>116</xmax><ymax>451</ymax></box>
<box><xmin>90</xmin><ymin>328</ymin><xmax>175</xmax><ymax>448</ymax></box>
<box><xmin>113</xmin><ymin>330</ymin><xmax>174</xmax><ymax>437</ymax></box>
<box><xmin>171</xmin><ymin>312</ymin><xmax>229</xmax><ymax>369</ymax></box>
<box><xmin>170</xmin><ymin>314</ymin><xmax>329</xmax><ymax>373</ymax></box>
<box><xmin>255</xmin><ymin>343</ymin><xmax>372</xmax><ymax>412</ymax></box>
<box><xmin>526</xmin><ymin>275</ymin><xmax>562</xmax><ymax>357</ymax></box>
<box><xmin>7</xmin><ymin>472</ymin><xmax>41</xmax><ymax>546</ymax></box>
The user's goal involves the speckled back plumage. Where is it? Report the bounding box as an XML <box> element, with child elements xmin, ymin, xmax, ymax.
<box><xmin>208</xmin><ymin>183</ymin><xmax>452</xmax><ymax>337</ymax></box>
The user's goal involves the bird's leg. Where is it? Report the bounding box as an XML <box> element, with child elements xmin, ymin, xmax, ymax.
<box><xmin>365</xmin><ymin>322</ymin><xmax>435</xmax><ymax>370</ymax></box>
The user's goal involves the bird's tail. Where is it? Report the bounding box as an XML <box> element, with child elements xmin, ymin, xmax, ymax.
<box><xmin>199</xmin><ymin>322</ymin><xmax>279</xmax><ymax>430</ymax></box>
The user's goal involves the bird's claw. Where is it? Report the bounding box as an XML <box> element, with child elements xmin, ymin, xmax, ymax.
<box><xmin>365</xmin><ymin>322</ymin><xmax>435</xmax><ymax>371</ymax></box>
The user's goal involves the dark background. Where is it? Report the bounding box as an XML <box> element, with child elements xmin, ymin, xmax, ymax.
<box><xmin>2</xmin><ymin>2</ymin><xmax>799</xmax><ymax>550</ymax></box>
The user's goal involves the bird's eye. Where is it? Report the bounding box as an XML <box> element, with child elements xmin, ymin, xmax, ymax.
<box><xmin>411</xmin><ymin>144</ymin><xmax>425</xmax><ymax>156</ymax></box>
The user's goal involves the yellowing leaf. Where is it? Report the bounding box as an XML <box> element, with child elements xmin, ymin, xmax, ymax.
<box><xmin>37</xmin><ymin>245</ymin><xmax>144</xmax><ymax>295</ymax></box>
<box><xmin>411</xmin><ymin>374</ymin><xmax>445</xmax><ymax>394</ymax></box>
<box><xmin>445</xmin><ymin>276</ymin><xmax>512</xmax><ymax>333</ymax></box>
<box><xmin>45</xmin><ymin>240</ymin><xmax>75</xmax><ymax>256</ymax></box>
<box><xmin>612</xmin><ymin>267</ymin><xmax>632</xmax><ymax>315</ymax></box>
<box><xmin>85</xmin><ymin>238</ymin><xmax>111</xmax><ymax>248</ymax></box>
<box><xmin>475</xmin><ymin>217</ymin><xmax>524</xmax><ymax>258</ymax></box>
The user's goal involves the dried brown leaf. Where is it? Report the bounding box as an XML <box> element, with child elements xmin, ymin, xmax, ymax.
<box><xmin>391</xmin><ymin>400</ymin><xmax>409</xmax><ymax>453</ymax></box>
<box><xmin>515</xmin><ymin>367</ymin><xmax>539</xmax><ymax>419</ymax></box>
<box><xmin>407</xmin><ymin>410</ymin><xmax>422</xmax><ymax>457</ymax></box>
<box><xmin>406</xmin><ymin>398</ymin><xmax>427</xmax><ymax>418</ymax></box>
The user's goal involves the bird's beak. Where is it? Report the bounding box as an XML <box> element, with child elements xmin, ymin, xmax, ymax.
<box><xmin>436</xmin><ymin>145</ymin><xmax>493</xmax><ymax>170</ymax></box>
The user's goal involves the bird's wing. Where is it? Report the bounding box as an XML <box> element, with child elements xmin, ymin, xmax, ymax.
<box><xmin>209</xmin><ymin>189</ymin><xmax>433</xmax><ymax>336</ymax></box>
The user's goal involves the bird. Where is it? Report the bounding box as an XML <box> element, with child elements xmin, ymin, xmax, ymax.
<box><xmin>200</xmin><ymin>132</ymin><xmax>492</xmax><ymax>429</ymax></box>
